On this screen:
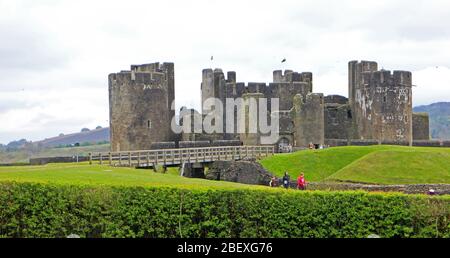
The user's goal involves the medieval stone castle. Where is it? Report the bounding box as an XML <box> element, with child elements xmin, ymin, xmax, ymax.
<box><xmin>108</xmin><ymin>60</ymin><xmax>430</xmax><ymax>152</ymax></box>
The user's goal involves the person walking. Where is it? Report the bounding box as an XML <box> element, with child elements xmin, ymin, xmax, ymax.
<box><xmin>269</xmin><ymin>176</ymin><xmax>278</xmax><ymax>187</ymax></box>
<box><xmin>282</xmin><ymin>172</ymin><xmax>290</xmax><ymax>189</ymax></box>
<box><xmin>297</xmin><ymin>173</ymin><xmax>307</xmax><ymax>190</ymax></box>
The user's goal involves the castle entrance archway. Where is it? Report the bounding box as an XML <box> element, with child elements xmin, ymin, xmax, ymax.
<box><xmin>278</xmin><ymin>137</ymin><xmax>292</xmax><ymax>153</ymax></box>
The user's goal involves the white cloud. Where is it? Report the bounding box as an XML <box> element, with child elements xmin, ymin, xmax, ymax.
<box><xmin>413</xmin><ymin>66</ymin><xmax>450</xmax><ymax>105</ymax></box>
<box><xmin>1</xmin><ymin>0</ymin><xmax>450</xmax><ymax>143</ymax></box>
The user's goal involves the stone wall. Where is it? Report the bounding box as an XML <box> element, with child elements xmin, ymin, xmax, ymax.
<box><xmin>109</xmin><ymin>62</ymin><xmax>176</xmax><ymax>152</ymax></box>
<box><xmin>150</xmin><ymin>142</ymin><xmax>176</xmax><ymax>150</ymax></box>
<box><xmin>324</xmin><ymin>103</ymin><xmax>357</xmax><ymax>140</ymax></box>
<box><xmin>239</xmin><ymin>93</ymin><xmax>265</xmax><ymax>145</ymax></box>
<box><xmin>324</xmin><ymin>139</ymin><xmax>349</xmax><ymax>147</ymax></box>
<box><xmin>206</xmin><ymin>160</ymin><xmax>273</xmax><ymax>186</ymax></box>
<box><xmin>380</xmin><ymin>140</ymin><xmax>410</xmax><ymax>146</ymax></box>
<box><xmin>178</xmin><ymin>141</ymin><xmax>210</xmax><ymax>148</ymax></box>
<box><xmin>179</xmin><ymin>107</ymin><xmax>203</xmax><ymax>142</ymax></box>
<box><xmin>30</xmin><ymin>156</ymin><xmax>89</xmax><ymax>165</ymax></box>
<box><xmin>324</xmin><ymin>95</ymin><xmax>348</xmax><ymax>105</ymax></box>
<box><xmin>211</xmin><ymin>140</ymin><xmax>241</xmax><ymax>146</ymax></box>
<box><xmin>412</xmin><ymin>112</ymin><xmax>430</xmax><ymax>140</ymax></box>
<box><xmin>412</xmin><ymin>140</ymin><xmax>441</xmax><ymax>147</ymax></box>
<box><xmin>292</xmin><ymin>93</ymin><xmax>325</xmax><ymax>147</ymax></box>
<box><xmin>349</xmin><ymin>139</ymin><xmax>379</xmax><ymax>146</ymax></box>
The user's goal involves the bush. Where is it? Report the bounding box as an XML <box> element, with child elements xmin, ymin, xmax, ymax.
<box><xmin>0</xmin><ymin>182</ymin><xmax>449</xmax><ymax>238</ymax></box>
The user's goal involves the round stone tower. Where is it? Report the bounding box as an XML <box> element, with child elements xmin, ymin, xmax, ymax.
<box><xmin>109</xmin><ymin>62</ymin><xmax>175</xmax><ymax>151</ymax></box>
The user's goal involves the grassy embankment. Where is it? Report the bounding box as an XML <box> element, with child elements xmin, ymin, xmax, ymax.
<box><xmin>260</xmin><ymin>145</ymin><xmax>450</xmax><ymax>184</ymax></box>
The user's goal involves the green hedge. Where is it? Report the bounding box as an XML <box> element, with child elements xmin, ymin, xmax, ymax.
<box><xmin>0</xmin><ymin>182</ymin><xmax>449</xmax><ymax>238</ymax></box>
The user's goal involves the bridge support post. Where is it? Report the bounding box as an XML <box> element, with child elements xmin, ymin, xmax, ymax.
<box><xmin>182</xmin><ymin>162</ymin><xmax>206</xmax><ymax>179</ymax></box>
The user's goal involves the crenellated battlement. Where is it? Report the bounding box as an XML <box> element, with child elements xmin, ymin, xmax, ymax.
<box><xmin>273</xmin><ymin>70</ymin><xmax>312</xmax><ymax>83</ymax></box>
<box><xmin>348</xmin><ymin>60</ymin><xmax>413</xmax><ymax>143</ymax></box>
<box><xmin>130</xmin><ymin>62</ymin><xmax>174</xmax><ymax>73</ymax></box>
<box><xmin>360</xmin><ymin>70</ymin><xmax>412</xmax><ymax>88</ymax></box>
<box><xmin>202</xmin><ymin>68</ymin><xmax>313</xmax><ymax>112</ymax></box>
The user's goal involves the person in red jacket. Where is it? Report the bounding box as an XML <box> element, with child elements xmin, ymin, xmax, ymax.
<box><xmin>297</xmin><ymin>173</ymin><xmax>307</xmax><ymax>190</ymax></box>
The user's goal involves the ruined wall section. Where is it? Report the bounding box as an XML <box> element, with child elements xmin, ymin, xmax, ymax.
<box><xmin>413</xmin><ymin>112</ymin><xmax>430</xmax><ymax>140</ymax></box>
<box><xmin>324</xmin><ymin>103</ymin><xmax>358</xmax><ymax>140</ymax></box>
<box><xmin>348</xmin><ymin>60</ymin><xmax>378</xmax><ymax>107</ymax></box>
<box><xmin>349</xmin><ymin>61</ymin><xmax>377</xmax><ymax>140</ymax></box>
<box><xmin>239</xmin><ymin>93</ymin><xmax>265</xmax><ymax>145</ymax></box>
<box><xmin>201</xmin><ymin>69</ymin><xmax>214</xmax><ymax>114</ymax></box>
<box><xmin>273</xmin><ymin>70</ymin><xmax>313</xmax><ymax>91</ymax></box>
<box><xmin>292</xmin><ymin>93</ymin><xmax>325</xmax><ymax>147</ymax></box>
<box><xmin>324</xmin><ymin>95</ymin><xmax>349</xmax><ymax>105</ymax></box>
<box><xmin>109</xmin><ymin>62</ymin><xmax>175</xmax><ymax>151</ymax></box>
<box><xmin>277</xmin><ymin>110</ymin><xmax>295</xmax><ymax>147</ymax></box>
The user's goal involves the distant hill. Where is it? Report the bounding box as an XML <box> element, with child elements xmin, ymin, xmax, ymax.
<box><xmin>414</xmin><ymin>102</ymin><xmax>450</xmax><ymax>140</ymax></box>
<box><xmin>37</xmin><ymin>127</ymin><xmax>110</xmax><ymax>148</ymax></box>
<box><xmin>0</xmin><ymin>144</ymin><xmax>110</xmax><ymax>164</ymax></box>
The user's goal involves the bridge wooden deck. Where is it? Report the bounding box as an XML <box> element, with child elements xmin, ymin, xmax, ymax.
<box><xmin>89</xmin><ymin>145</ymin><xmax>275</xmax><ymax>167</ymax></box>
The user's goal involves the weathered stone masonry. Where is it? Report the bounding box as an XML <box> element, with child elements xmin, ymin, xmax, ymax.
<box><xmin>109</xmin><ymin>60</ymin><xmax>431</xmax><ymax>152</ymax></box>
<box><xmin>326</xmin><ymin>60</ymin><xmax>429</xmax><ymax>145</ymax></box>
<box><xmin>199</xmin><ymin>68</ymin><xmax>324</xmax><ymax>149</ymax></box>
<box><xmin>109</xmin><ymin>62</ymin><xmax>176</xmax><ymax>151</ymax></box>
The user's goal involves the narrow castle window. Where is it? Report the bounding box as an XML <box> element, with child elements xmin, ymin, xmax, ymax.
<box><xmin>147</xmin><ymin>120</ymin><xmax>152</xmax><ymax>129</ymax></box>
<box><xmin>405</xmin><ymin>116</ymin><xmax>408</xmax><ymax>123</ymax></box>
<box><xmin>383</xmin><ymin>96</ymin><xmax>387</xmax><ymax>103</ymax></box>
<box><xmin>347</xmin><ymin>110</ymin><xmax>352</xmax><ymax>119</ymax></box>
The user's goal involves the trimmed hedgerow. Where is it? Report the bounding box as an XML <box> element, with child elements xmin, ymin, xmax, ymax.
<box><xmin>0</xmin><ymin>182</ymin><xmax>449</xmax><ymax>238</ymax></box>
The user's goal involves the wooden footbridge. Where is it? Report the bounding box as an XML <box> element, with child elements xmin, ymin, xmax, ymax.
<box><xmin>89</xmin><ymin>145</ymin><xmax>275</xmax><ymax>168</ymax></box>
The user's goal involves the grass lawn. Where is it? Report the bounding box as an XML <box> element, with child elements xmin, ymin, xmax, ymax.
<box><xmin>1</xmin><ymin>145</ymin><xmax>450</xmax><ymax>188</ymax></box>
<box><xmin>0</xmin><ymin>162</ymin><xmax>268</xmax><ymax>190</ymax></box>
<box><xmin>328</xmin><ymin>149</ymin><xmax>450</xmax><ymax>184</ymax></box>
<box><xmin>260</xmin><ymin>145</ymin><xmax>450</xmax><ymax>184</ymax></box>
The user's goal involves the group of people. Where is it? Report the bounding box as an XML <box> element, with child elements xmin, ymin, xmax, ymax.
<box><xmin>308</xmin><ymin>142</ymin><xmax>330</xmax><ymax>150</ymax></box>
<box><xmin>269</xmin><ymin>172</ymin><xmax>307</xmax><ymax>190</ymax></box>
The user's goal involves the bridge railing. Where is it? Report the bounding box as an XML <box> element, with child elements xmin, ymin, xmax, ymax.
<box><xmin>88</xmin><ymin>145</ymin><xmax>275</xmax><ymax>167</ymax></box>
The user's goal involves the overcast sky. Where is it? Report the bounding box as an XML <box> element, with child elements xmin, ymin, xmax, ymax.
<box><xmin>1</xmin><ymin>0</ymin><xmax>450</xmax><ymax>144</ymax></box>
